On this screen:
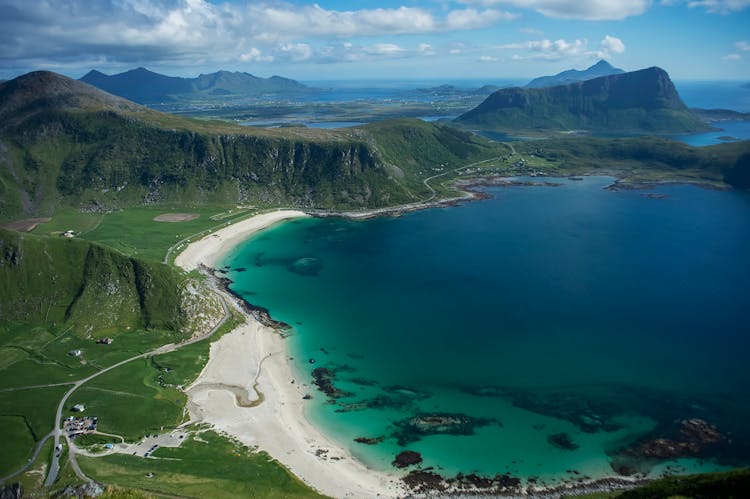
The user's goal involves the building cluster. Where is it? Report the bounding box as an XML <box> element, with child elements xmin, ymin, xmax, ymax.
<box><xmin>64</xmin><ymin>415</ymin><xmax>98</xmax><ymax>438</ymax></box>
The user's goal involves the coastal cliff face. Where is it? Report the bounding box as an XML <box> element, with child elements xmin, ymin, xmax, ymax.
<box><xmin>456</xmin><ymin>67</ymin><xmax>708</xmax><ymax>133</ymax></box>
<box><xmin>0</xmin><ymin>72</ymin><xmax>417</xmax><ymax>221</ymax></box>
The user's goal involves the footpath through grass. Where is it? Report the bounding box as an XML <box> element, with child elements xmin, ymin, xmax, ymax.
<box><xmin>78</xmin><ymin>430</ymin><xmax>324</xmax><ymax>499</ymax></box>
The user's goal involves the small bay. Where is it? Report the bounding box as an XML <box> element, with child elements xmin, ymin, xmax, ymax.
<box><xmin>223</xmin><ymin>177</ymin><xmax>750</xmax><ymax>485</ymax></box>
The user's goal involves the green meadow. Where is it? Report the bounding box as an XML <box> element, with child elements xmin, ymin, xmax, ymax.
<box><xmin>78</xmin><ymin>431</ymin><xmax>324</xmax><ymax>499</ymax></box>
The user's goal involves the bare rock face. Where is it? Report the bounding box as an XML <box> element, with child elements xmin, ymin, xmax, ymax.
<box><xmin>0</xmin><ymin>483</ymin><xmax>22</xmax><ymax>499</ymax></box>
<box><xmin>58</xmin><ymin>481</ymin><xmax>105</xmax><ymax>498</ymax></box>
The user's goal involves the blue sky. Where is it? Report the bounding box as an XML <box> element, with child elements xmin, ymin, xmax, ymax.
<box><xmin>0</xmin><ymin>0</ymin><xmax>748</xmax><ymax>81</ymax></box>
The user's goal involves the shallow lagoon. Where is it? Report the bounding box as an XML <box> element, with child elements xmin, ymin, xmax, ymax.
<box><xmin>223</xmin><ymin>177</ymin><xmax>750</xmax><ymax>485</ymax></box>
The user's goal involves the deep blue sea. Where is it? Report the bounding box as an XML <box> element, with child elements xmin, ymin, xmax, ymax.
<box><xmin>222</xmin><ymin>177</ymin><xmax>750</xmax><ymax>485</ymax></box>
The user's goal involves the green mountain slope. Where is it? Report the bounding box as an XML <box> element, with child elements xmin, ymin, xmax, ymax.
<box><xmin>456</xmin><ymin>67</ymin><xmax>708</xmax><ymax>134</ymax></box>
<box><xmin>0</xmin><ymin>71</ymin><xmax>505</xmax><ymax>222</ymax></box>
<box><xmin>0</xmin><ymin>227</ymin><xmax>182</xmax><ymax>333</ymax></box>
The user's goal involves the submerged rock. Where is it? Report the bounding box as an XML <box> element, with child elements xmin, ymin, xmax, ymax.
<box><xmin>288</xmin><ymin>257</ymin><xmax>323</xmax><ymax>276</ymax></box>
<box><xmin>354</xmin><ymin>436</ymin><xmax>385</xmax><ymax>445</ymax></box>
<box><xmin>548</xmin><ymin>432</ymin><xmax>580</xmax><ymax>450</ymax></box>
<box><xmin>311</xmin><ymin>367</ymin><xmax>354</xmax><ymax>399</ymax></box>
<box><xmin>622</xmin><ymin>418</ymin><xmax>729</xmax><ymax>460</ymax></box>
<box><xmin>393</xmin><ymin>412</ymin><xmax>499</xmax><ymax>446</ymax></box>
<box><xmin>392</xmin><ymin>450</ymin><xmax>423</xmax><ymax>468</ymax></box>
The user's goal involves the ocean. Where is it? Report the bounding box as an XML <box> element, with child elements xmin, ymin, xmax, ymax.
<box><xmin>222</xmin><ymin>177</ymin><xmax>750</xmax><ymax>485</ymax></box>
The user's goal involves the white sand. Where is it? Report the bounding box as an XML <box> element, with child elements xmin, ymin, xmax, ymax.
<box><xmin>174</xmin><ymin>210</ymin><xmax>309</xmax><ymax>272</ymax></box>
<box><xmin>178</xmin><ymin>211</ymin><xmax>405</xmax><ymax>498</ymax></box>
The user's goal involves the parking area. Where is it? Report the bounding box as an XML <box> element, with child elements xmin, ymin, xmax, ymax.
<box><xmin>123</xmin><ymin>430</ymin><xmax>189</xmax><ymax>457</ymax></box>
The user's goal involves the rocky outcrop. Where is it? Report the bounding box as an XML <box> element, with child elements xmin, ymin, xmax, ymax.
<box><xmin>393</xmin><ymin>412</ymin><xmax>499</xmax><ymax>446</ymax></box>
<box><xmin>392</xmin><ymin>450</ymin><xmax>423</xmax><ymax>468</ymax></box>
<box><xmin>629</xmin><ymin>419</ymin><xmax>728</xmax><ymax>459</ymax></box>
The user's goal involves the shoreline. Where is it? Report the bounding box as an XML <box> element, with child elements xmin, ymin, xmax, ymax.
<box><xmin>177</xmin><ymin>209</ymin><xmax>408</xmax><ymax>498</ymax></box>
<box><xmin>173</xmin><ymin>202</ymin><xmax>698</xmax><ymax>497</ymax></box>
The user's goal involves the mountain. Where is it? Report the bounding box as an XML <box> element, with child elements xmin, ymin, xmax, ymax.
<box><xmin>456</xmin><ymin>67</ymin><xmax>709</xmax><ymax>134</ymax></box>
<box><xmin>526</xmin><ymin>60</ymin><xmax>624</xmax><ymax>89</ymax></box>
<box><xmin>80</xmin><ymin>67</ymin><xmax>313</xmax><ymax>103</ymax></box>
<box><xmin>0</xmin><ymin>71</ymin><xmax>500</xmax><ymax>222</ymax></box>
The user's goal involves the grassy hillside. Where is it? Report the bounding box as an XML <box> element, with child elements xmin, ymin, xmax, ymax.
<box><xmin>0</xmin><ymin>228</ymin><xmax>182</xmax><ymax>333</ymax></box>
<box><xmin>363</xmin><ymin>118</ymin><xmax>509</xmax><ymax>197</ymax></box>
<box><xmin>0</xmin><ymin>72</ymin><xmax>509</xmax><ymax>223</ymax></box>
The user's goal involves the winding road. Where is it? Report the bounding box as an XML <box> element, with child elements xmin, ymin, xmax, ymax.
<box><xmin>12</xmin><ymin>278</ymin><xmax>233</xmax><ymax>487</ymax></box>
<box><xmin>4</xmin><ymin>150</ymin><xmax>514</xmax><ymax>487</ymax></box>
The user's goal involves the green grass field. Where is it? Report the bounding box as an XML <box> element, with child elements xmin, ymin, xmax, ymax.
<box><xmin>79</xmin><ymin>207</ymin><xmax>254</xmax><ymax>262</ymax></box>
<box><xmin>78</xmin><ymin>430</ymin><xmax>324</xmax><ymax>499</ymax></box>
<box><xmin>0</xmin><ymin>322</ymin><xmax>183</xmax><ymax>389</ymax></box>
<box><xmin>32</xmin><ymin>209</ymin><xmax>103</xmax><ymax>235</ymax></box>
<box><xmin>0</xmin><ymin>416</ymin><xmax>36</xmax><ymax>476</ymax></box>
<box><xmin>15</xmin><ymin>439</ymin><xmax>54</xmax><ymax>493</ymax></box>
<box><xmin>67</xmin><ymin>313</ymin><xmax>244</xmax><ymax>441</ymax></box>
<box><xmin>0</xmin><ymin>385</ymin><xmax>68</xmax><ymax>477</ymax></box>
<box><xmin>72</xmin><ymin>360</ymin><xmax>186</xmax><ymax>442</ymax></box>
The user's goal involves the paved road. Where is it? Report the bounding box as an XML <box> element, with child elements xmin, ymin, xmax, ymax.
<box><xmin>41</xmin><ymin>284</ymin><xmax>230</xmax><ymax>486</ymax></box>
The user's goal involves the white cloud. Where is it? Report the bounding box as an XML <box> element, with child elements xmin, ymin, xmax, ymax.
<box><xmin>598</xmin><ymin>35</ymin><xmax>626</xmax><ymax>57</ymax></box>
<box><xmin>735</xmin><ymin>41</ymin><xmax>750</xmax><ymax>51</ymax></box>
<box><xmin>495</xmin><ymin>35</ymin><xmax>625</xmax><ymax>60</ymax></box>
<box><xmin>418</xmin><ymin>43</ymin><xmax>437</xmax><ymax>56</ymax></box>
<box><xmin>239</xmin><ymin>48</ymin><xmax>273</xmax><ymax>63</ymax></box>
<box><xmin>444</xmin><ymin>8</ymin><xmax>518</xmax><ymax>30</ymax></box>
<box><xmin>458</xmin><ymin>0</ymin><xmax>650</xmax><ymax>20</ymax></box>
<box><xmin>0</xmin><ymin>0</ymin><xmax>516</xmax><ymax>71</ymax></box>
<box><xmin>479</xmin><ymin>55</ymin><xmax>500</xmax><ymax>62</ymax></box>
<box><xmin>686</xmin><ymin>0</ymin><xmax>750</xmax><ymax>13</ymax></box>
<box><xmin>279</xmin><ymin>43</ymin><xmax>313</xmax><ymax>62</ymax></box>
<box><xmin>362</xmin><ymin>43</ymin><xmax>406</xmax><ymax>56</ymax></box>
<box><xmin>722</xmin><ymin>53</ymin><xmax>742</xmax><ymax>60</ymax></box>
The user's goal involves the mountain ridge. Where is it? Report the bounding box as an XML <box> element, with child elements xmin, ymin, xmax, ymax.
<box><xmin>526</xmin><ymin>60</ymin><xmax>625</xmax><ymax>88</ymax></box>
<box><xmin>80</xmin><ymin>67</ymin><xmax>313</xmax><ymax>103</ymax></box>
<box><xmin>456</xmin><ymin>66</ymin><xmax>708</xmax><ymax>134</ymax></box>
<box><xmin>0</xmin><ymin>71</ymin><xmax>501</xmax><ymax>222</ymax></box>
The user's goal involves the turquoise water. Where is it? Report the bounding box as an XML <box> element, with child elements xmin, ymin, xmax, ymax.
<box><xmin>676</xmin><ymin>121</ymin><xmax>750</xmax><ymax>146</ymax></box>
<box><xmin>223</xmin><ymin>177</ymin><xmax>750</xmax><ymax>485</ymax></box>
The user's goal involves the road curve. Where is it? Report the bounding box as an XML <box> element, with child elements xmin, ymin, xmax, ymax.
<box><xmin>42</xmin><ymin>284</ymin><xmax>230</xmax><ymax>486</ymax></box>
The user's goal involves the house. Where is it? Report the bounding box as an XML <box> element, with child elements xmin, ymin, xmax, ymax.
<box><xmin>68</xmin><ymin>349</ymin><xmax>82</xmax><ymax>357</ymax></box>
<box><xmin>96</xmin><ymin>338</ymin><xmax>113</xmax><ymax>345</ymax></box>
<box><xmin>72</xmin><ymin>404</ymin><xmax>85</xmax><ymax>412</ymax></box>
<box><xmin>62</xmin><ymin>230</ymin><xmax>75</xmax><ymax>238</ymax></box>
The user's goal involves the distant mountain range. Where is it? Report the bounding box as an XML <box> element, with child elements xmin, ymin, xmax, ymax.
<box><xmin>80</xmin><ymin>67</ymin><xmax>313</xmax><ymax>103</ymax></box>
<box><xmin>0</xmin><ymin>71</ymin><xmax>501</xmax><ymax>221</ymax></box>
<box><xmin>526</xmin><ymin>60</ymin><xmax>624</xmax><ymax>89</ymax></box>
<box><xmin>456</xmin><ymin>66</ymin><xmax>709</xmax><ymax>134</ymax></box>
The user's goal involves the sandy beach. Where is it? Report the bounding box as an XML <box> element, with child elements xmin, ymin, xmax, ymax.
<box><xmin>177</xmin><ymin>210</ymin><xmax>405</xmax><ymax>498</ymax></box>
<box><xmin>174</xmin><ymin>210</ymin><xmax>310</xmax><ymax>271</ymax></box>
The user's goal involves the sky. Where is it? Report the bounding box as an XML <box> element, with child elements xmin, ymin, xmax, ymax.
<box><xmin>0</xmin><ymin>0</ymin><xmax>749</xmax><ymax>82</ymax></box>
